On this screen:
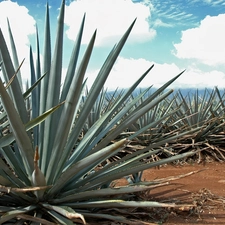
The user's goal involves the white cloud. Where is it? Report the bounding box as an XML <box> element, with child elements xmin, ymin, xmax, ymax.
<box><xmin>0</xmin><ymin>0</ymin><xmax>36</xmax><ymax>84</ymax></box>
<box><xmin>65</xmin><ymin>0</ymin><xmax>156</xmax><ymax>46</ymax></box>
<box><xmin>178</xmin><ymin>68</ymin><xmax>225</xmax><ymax>88</ymax></box>
<box><xmin>173</xmin><ymin>14</ymin><xmax>225</xmax><ymax>66</ymax></box>
<box><xmin>84</xmin><ymin>57</ymin><xmax>225</xmax><ymax>90</ymax></box>
<box><xmin>85</xmin><ymin>57</ymin><xmax>181</xmax><ymax>90</ymax></box>
<box><xmin>153</xmin><ymin>19</ymin><xmax>173</xmax><ymax>28</ymax></box>
<box><xmin>0</xmin><ymin>1</ymin><xmax>36</xmax><ymax>58</ymax></box>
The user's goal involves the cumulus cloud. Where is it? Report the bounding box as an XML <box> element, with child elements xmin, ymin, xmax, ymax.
<box><xmin>0</xmin><ymin>0</ymin><xmax>36</xmax><ymax>84</ymax></box>
<box><xmin>84</xmin><ymin>57</ymin><xmax>225</xmax><ymax>90</ymax></box>
<box><xmin>178</xmin><ymin>68</ymin><xmax>225</xmax><ymax>88</ymax></box>
<box><xmin>173</xmin><ymin>14</ymin><xmax>225</xmax><ymax>66</ymax></box>
<box><xmin>85</xmin><ymin>57</ymin><xmax>180</xmax><ymax>90</ymax></box>
<box><xmin>65</xmin><ymin>0</ymin><xmax>156</xmax><ymax>46</ymax></box>
<box><xmin>0</xmin><ymin>1</ymin><xmax>35</xmax><ymax>59</ymax></box>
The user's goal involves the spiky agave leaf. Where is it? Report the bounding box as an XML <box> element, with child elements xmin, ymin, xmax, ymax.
<box><xmin>41</xmin><ymin>0</ymin><xmax>65</xmax><ymax>174</ymax></box>
<box><xmin>0</xmin><ymin>27</ymin><xmax>28</xmax><ymax>124</ymax></box>
<box><xmin>42</xmin><ymin>204</ymin><xmax>86</xmax><ymax>224</ymax></box>
<box><xmin>0</xmin><ymin>79</ymin><xmax>34</xmax><ymax>177</ymax></box>
<box><xmin>0</xmin><ymin>205</ymin><xmax>37</xmax><ymax>224</ymax></box>
<box><xmin>0</xmin><ymin>101</ymin><xmax>64</xmax><ymax>149</ymax></box>
<box><xmin>6</xmin><ymin>18</ymin><xmax>23</xmax><ymax>91</ymax></box>
<box><xmin>46</xmin><ymin>29</ymin><xmax>97</xmax><ymax>184</ymax></box>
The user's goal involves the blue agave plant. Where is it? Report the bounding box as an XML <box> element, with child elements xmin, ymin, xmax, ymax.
<box><xmin>0</xmin><ymin>1</ymin><xmax>198</xmax><ymax>224</ymax></box>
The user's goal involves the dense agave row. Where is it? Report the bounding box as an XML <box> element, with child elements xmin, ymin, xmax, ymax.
<box><xmin>0</xmin><ymin>1</ymin><xmax>204</xmax><ymax>224</ymax></box>
<box><xmin>120</xmin><ymin>87</ymin><xmax>225</xmax><ymax>162</ymax></box>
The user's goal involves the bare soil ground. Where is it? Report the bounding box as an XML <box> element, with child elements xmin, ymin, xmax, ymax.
<box><xmin>143</xmin><ymin>162</ymin><xmax>225</xmax><ymax>224</ymax></box>
<box><xmin>111</xmin><ymin>162</ymin><xmax>225</xmax><ymax>225</ymax></box>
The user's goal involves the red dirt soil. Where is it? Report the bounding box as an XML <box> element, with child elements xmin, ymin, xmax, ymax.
<box><xmin>117</xmin><ymin>162</ymin><xmax>225</xmax><ymax>224</ymax></box>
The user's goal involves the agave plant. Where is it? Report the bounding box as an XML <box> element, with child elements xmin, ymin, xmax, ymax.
<box><xmin>163</xmin><ymin>88</ymin><xmax>225</xmax><ymax>162</ymax></box>
<box><xmin>0</xmin><ymin>1</ymin><xmax>199</xmax><ymax>224</ymax></box>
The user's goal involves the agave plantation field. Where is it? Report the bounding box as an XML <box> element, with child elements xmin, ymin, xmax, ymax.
<box><xmin>0</xmin><ymin>0</ymin><xmax>224</xmax><ymax>224</ymax></box>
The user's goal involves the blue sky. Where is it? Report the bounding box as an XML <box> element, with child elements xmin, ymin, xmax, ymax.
<box><xmin>0</xmin><ymin>0</ymin><xmax>225</xmax><ymax>90</ymax></box>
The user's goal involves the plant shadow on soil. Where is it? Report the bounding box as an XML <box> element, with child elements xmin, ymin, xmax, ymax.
<box><xmin>89</xmin><ymin>162</ymin><xmax>225</xmax><ymax>225</ymax></box>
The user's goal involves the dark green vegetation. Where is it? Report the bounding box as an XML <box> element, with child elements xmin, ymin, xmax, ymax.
<box><xmin>0</xmin><ymin>0</ymin><xmax>223</xmax><ymax>224</ymax></box>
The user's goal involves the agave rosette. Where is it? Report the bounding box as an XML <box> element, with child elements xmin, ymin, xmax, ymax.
<box><xmin>0</xmin><ymin>1</ymin><xmax>198</xmax><ymax>224</ymax></box>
